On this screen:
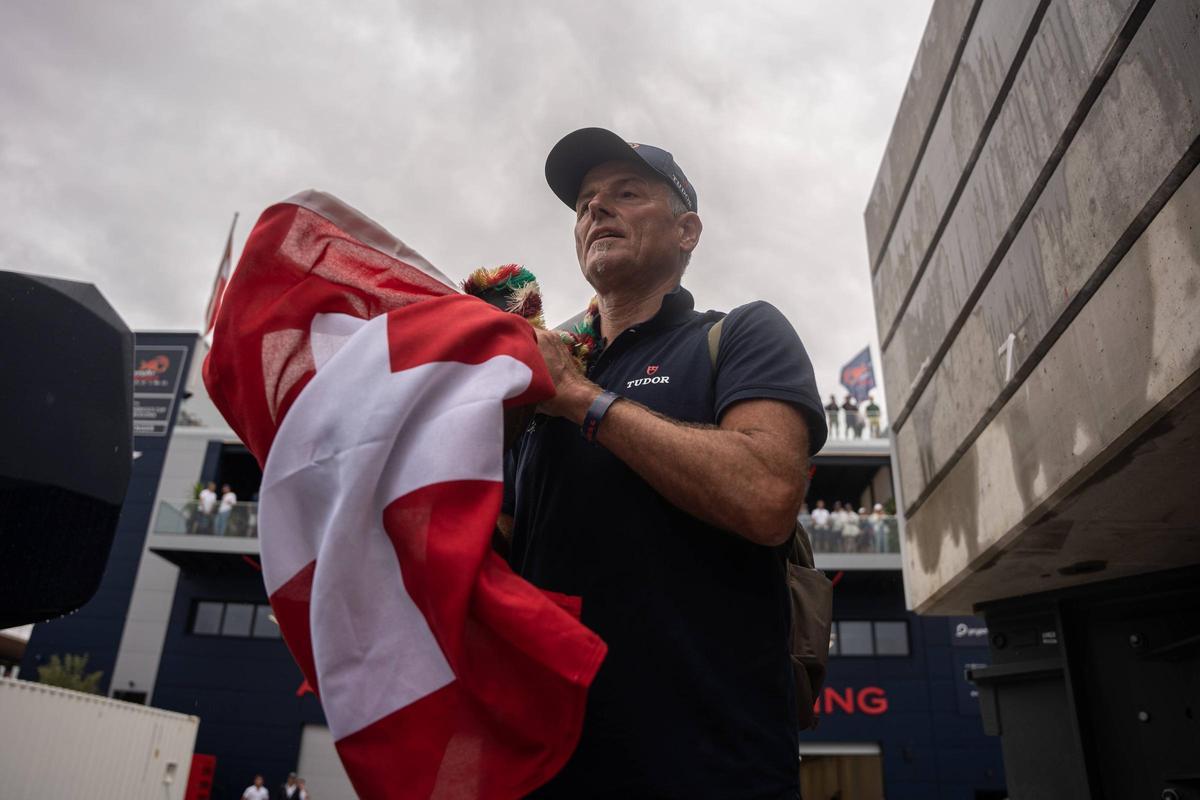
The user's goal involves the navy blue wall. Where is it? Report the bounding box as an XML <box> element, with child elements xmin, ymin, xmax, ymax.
<box><xmin>22</xmin><ymin>332</ymin><xmax>195</xmax><ymax>692</ymax></box>
<box><xmin>154</xmin><ymin>563</ymin><xmax>325</xmax><ymax>800</ymax></box>
<box><xmin>808</xmin><ymin>571</ymin><xmax>1005</xmax><ymax>800</ymax></box>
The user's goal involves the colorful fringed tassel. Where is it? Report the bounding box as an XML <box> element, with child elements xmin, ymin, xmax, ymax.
<box><xmin>461</xmin><ymin>265</ymin><xmax>602</xmax><ymax>371</ymax></box>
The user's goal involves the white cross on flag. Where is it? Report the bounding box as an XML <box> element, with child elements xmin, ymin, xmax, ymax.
<box><xmin>204</xmin><ymin>191</ymin><xmax>606</xmax><ymax>799</ymax></box>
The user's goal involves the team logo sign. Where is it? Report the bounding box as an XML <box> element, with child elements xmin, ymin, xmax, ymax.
<box><xmin>646</xmin><ymin>365</ymin><xmax>659</xmax><ymax>376</ymax></box>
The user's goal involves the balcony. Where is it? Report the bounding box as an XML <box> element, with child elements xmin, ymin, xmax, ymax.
<box><xmin>148</xmin><ymin>500</ymin><xmax>260</xmax><ymax>570</ymax></box>
<box><xmin>804</xmin><ymin>514</ymin><xmax>902</xmax><ymax>571</ymax></box>
<box><xmin>153</xmin><ymin>500</ymin><xmax>259</xmax><ymax>538</ymax></box>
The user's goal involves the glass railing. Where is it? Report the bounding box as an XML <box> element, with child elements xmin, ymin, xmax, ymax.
<box><xmin>822</xmin><ymin>409</ymin><xmax>888</xmax><ymax>441</ymax></box>
<box><xmin>154</xmin><ymin>500</ymin><xmax>259</xmax><ymax>539</ymax></box>
<box><xmin>800</xmin><ymin>514</ymin><xmax>899</xmax><ymax>554</ymax></box>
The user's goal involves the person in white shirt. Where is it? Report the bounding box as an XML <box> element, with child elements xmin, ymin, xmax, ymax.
<box><xmin>843</xmin><ymin>506</ymin><xmax>862</xmax><ymax>552</ymax></box>
<box><xmin>216</xmin><ymin>484</ymin><xmax>237</xmax><ymax>536</ymax></box>
<box><xmin>869</xmin><ymin>503</ymin><xmax>887</xmax><ymax>552</ymax></box>
<box><xmin>810</xmin><ymin>500</ymin><xmax>831</xmax><ymax>552</ymax></box>
<box><xmin>830</xmin><ymin>501</ymin><xmax>849</xmax><ymax>551</ymax></box>
<box><xmin>281</xmin><ymin>772</ymin><xmax>299</xmax><ymax>799</ymax></box>
<box><xmin>196</xmin><ymin>482</ymin><xmax>218</xmax><ymax>534</ymax></box>
<box><xmin>296</xmin><ymin>777</ymin><xmax>310</xmax><ymax>800</ymax></box>
<box><xmin>242</xmin><ymin>774</ymin><xmax>269</xmax><ymax>800</ymax></box>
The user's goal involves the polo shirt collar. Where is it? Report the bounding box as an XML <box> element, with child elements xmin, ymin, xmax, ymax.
<box><xmin>646</xmin><ymin>285</ymin><xmax>696</xmax><ymax>330</ymax></box>
<box><xmin>596</xmin><ymin>285</ymin><xmax>694</xmax><ymax>339</ymax></box>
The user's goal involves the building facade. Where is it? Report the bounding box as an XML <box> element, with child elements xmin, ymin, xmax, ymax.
<box><xmin>24</xmin><ymin>335</ymin><xmax>1005</xmax><ymax>799</ymax></box>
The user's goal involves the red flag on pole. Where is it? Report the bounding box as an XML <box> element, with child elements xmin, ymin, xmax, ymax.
<box><xmin>203</xmin><ymin>191</ymin><xmax>606</xmax><ymax>800</ymax></box>
<box><xmin>204</xmin><ymin>213</ymin><xmax>238</xmax><ymax>334</ymax></box>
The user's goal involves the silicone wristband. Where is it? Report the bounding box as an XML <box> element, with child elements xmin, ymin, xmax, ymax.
<box><xmin>581</xmin><ymin>390</ymin><xmax>621</xmax><ymax>443</ymax></box>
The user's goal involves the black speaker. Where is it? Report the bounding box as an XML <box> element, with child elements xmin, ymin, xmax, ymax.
<box><xmin>0</xmin><ymin>271</ymin><xmax>133</xmax><ymax>628</ymax></box>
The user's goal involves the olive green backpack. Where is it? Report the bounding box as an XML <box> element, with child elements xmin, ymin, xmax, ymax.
<box><xmin>708</xmin><ymin>316</ymin><xmax>834</xmax><ymax>730</ymax></box>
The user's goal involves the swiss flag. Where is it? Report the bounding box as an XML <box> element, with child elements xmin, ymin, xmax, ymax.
<box><xmin>204</xmin><ymin>191</ymin><xmax>606</xmax><ymax>799</ymax></box>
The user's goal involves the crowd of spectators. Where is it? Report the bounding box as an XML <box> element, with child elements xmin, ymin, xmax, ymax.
<box><xmin>823</xmin><ymin>392</ymin><xmax>884</xmax><ymax>439</ymax></box>
<box><xmin>800</xmin><ymin>500</ymin><xmax>897</xmax><ymax>553</ymax></box>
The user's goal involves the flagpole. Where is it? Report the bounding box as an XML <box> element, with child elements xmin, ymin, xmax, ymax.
<box><xmin>204</xmin><ymin>212</ymin><xmax>239</xmax><ymax>338</ymax></box>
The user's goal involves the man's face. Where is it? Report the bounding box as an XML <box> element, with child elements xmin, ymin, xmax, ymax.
<box><xmin>573</xmin><ymin>160</ymin><xmax>685</xmax><ymax>289</ymax></box>
<box><xmin>254</xmin><ymin>777</ymin><xmax>264</xmax><ymax>787</ymax></box>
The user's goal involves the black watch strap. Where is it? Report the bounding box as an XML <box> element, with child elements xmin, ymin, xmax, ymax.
<box><xmin>581</xmin><ymin>390</ymin><xmax>621</xmax><ymax>443</ymax></box>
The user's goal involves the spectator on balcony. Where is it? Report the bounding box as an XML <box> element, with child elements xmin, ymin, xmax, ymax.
<box><xmin>824</xmin><ymin>394</ymin><xmax>840</xmax><ymax>439</ymax></box>
<box><xmin>865</xmin><ymin>393</ymin><xmax>882</xmax><ymax>438</ymax></box>
<box><xmin>830</xmin><ymin>501</ymin><xmax>847</xmax><ymax>550</ymax></box>
<box><xmin>197</xmin><ymin>482</ymin><xmax>218</xmax><ymax>534</ymax></box>
<box><xmin>810</xmin><ymin>500</ymin><xmax>831</xmax><ymax>551</ymax></box>
<box><xmin>869</xmin><ymin>503</ymin><xmax>888</xmax><ymax>552</ymax></box>
<box><xmin>842</xmin><ymin>396</ymin><xmax>863</xmax><ymax>439</ymax></box>
<box><xmin>216</xmin><ymin>484</ymin><xmax>237</xmax><ymax>536</ymax></box>
<box><xmin>842</xmin><ymin>504</ymin><xmax>862</xmax><ymax>552</ymax></box>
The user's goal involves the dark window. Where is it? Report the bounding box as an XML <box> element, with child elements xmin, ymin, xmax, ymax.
<box><xmin>839</xmin><ymin>621</ymin><xmax>873</xmax><ymax>655</ymax></box>
<box><xmin>221</xmin><ymin>603</ymin><xmax>254</xmax><ymax>636</ymax></box>
<box><xmin>193</xmin><ymin>601</ymin><xmax>224</xmax><ymax>635</ymax></box>
<box><xmin>191</xmin><ymin>601</ymin><xmax>279</xmax><ymax>639</ymax></box>
<box><xmin>874</xmin><ymin>621</ymin><xmax>910</xmax><ymax>655</ymax></box>
<box><xmin>252</xmin><ymin>605</ymin><xmax>281</xmax><ymax>639</ymax></box>
<box><xmin>827</xmin><ymin>619</ymin><xmax>911</xmax><ymax>657</ymax></box>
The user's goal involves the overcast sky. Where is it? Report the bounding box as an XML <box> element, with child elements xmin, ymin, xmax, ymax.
<box><xmin>2</xmin><ymin>0</ymin><xmax>932</xmax><ymax>411</ymax></box>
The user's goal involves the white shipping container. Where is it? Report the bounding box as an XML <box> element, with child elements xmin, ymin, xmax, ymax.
<box><xmin>0</xmin><ymin>677</ymin><xmax>198</xmax><ymax>800</ymax></box>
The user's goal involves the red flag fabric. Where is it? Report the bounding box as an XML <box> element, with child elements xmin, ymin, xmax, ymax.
<box><xmin>204</xmin><ymin>191</ymin><xmax>606</xmax><ymax>800</ymax></box>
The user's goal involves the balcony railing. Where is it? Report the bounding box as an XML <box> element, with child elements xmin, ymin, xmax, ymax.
<box><xmin>154</xmin><ymin>500</ymin><xmax>260</xmax><ymax>539</ymax></box>
<box><xmin>151</xmin><ymin>500</ymin><xmax>894</xmax><ymax>554</ymax></box>
<box><xmin>823</xmin><ymin>409</ymin><xmax>888</xmax><ymax>441</ymax></box>
<box><xmin>801</xmin><ymin>514</ymin><xmax>899</xmax><ymax>554</ymax></box>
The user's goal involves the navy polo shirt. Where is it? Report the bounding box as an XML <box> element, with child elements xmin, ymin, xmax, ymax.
<box><xmin>506</xmin><ymin>287</ymin><xmax>826</xmax><ymax>799</ymax></box>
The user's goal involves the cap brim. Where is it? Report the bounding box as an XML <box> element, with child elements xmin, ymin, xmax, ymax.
<box><xmin>545</xmin><ymin>128</ymin><xmax>646</xmax><ymax>210</ymax></box>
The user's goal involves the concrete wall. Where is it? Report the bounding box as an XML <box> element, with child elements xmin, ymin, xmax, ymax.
<box><xmin>865</xmin><ymin>0</ymin><xmax>1200</xmax><ymax>612</ymax></box>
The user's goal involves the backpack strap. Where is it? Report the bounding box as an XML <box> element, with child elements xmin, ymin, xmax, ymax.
<box><xmin>707</xmin><ymin>316</ymin><xmax>725</xmax><ymax>369</ymax></box>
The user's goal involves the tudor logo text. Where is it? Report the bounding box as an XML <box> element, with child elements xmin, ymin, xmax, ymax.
<box><xmin>626</xmin><ymin>374</ymin><xmax>669</xmax><ymax>389</ymax></box>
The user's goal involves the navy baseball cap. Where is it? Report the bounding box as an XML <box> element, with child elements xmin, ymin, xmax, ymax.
<box><xmin>545</xmin><ymin>127</ymin><xmax>698</xmax><ymax>213</ymax></box>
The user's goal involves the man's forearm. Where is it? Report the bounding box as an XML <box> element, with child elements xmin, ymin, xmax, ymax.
<box><xmin>556</xmin><ymin>383</ymin><xmax>808</xmax><ymax>546</ymax></box>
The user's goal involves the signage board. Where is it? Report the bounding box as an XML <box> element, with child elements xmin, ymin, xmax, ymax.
<box><xmin>132</xmin><ymin>345</ymin><xmax>188</xmax><ymax>438</ymax></box>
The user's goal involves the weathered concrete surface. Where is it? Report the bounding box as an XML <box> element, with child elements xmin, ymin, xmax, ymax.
<box><xmin>870</xmin><ymin>0</ymin><xmax>1044</xmax><ymax>344</ymax></box>
<box><xmin>900</xmin><ymin>155</ymin><xmax>1200</xmax><ymax>613</ymax></box>
<box><xmin>894</xmin><ymin>0</ymin><xmax>1200</xmax><ymax>514</ymax></box>
<box><xmin>881</xmin><ymin>0</ymin><xmax>1136</xmax><ymax>419</ymax></box>
<box><xmin>864</xmin><ymin>0</ymin><xmax>978</xmax><ymax>269</ymax></box>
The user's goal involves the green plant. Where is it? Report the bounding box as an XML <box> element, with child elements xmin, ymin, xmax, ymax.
<box><xmin>37</xmin><ymin>653</ymin><xmax>104</xmax><ymax>694</ymax></box>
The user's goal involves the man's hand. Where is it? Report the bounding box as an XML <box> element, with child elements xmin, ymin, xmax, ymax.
<box><xmin>533</xmin><ymin>327</ymin><xmax>602</xmax><ymax>421</ymax></box>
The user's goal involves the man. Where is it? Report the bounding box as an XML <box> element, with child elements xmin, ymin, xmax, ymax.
<box><xmin>865</xmin><ymin>392</ymin><xmax>882</xmax><ymax>438</ymax></box>
<box><xmin>280</xmin><ymin>772</ymin><xmax>299</xmax><ymax>799</ymax></box>
<box><xmin>869</xmin><ymin>502</ymin><xmax>887</xmax><ymax>553</ymax></box>
<box><xmin>810</xmin><ymin>498</ymin><xmax>831</xmax><ymax>553</ymax></box>
<box><xmin>841</xmin><ymin>395</ymin><xmax>861</xmax><ymax>439</ymax></box>
<box><xmin>830</xmin><ymin>500</ymin><xmax>848</xmax><ymax>552</ymax></box>
<box><xmin>505</xmin><ymin>128</ymin><xmax>827</xmax><ymax>798</ymax></box>
<box><xmin>824</xmin><ymin>393</ymin><xmax>841</xmax><ymax>439</ymax></box>
<box><xmin>241</xmin><ymin>774</ymin><xmax>269</xmax><ymax>800</ymax></box>
<box><xmin>197</xmin><ymin>481</ymin><xmax>217</xmax><ymax>533</ymax></box>
<box><xmin>215</xmin><ymin>483</ymin><xmax>237</xmax><ymax>536</ymax></box>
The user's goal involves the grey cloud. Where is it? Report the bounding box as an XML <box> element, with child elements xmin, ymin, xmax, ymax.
<box><xmin>1</xmin><ymin>0</ymin><xmax>932</xmax><ymax>412</ymax></box>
